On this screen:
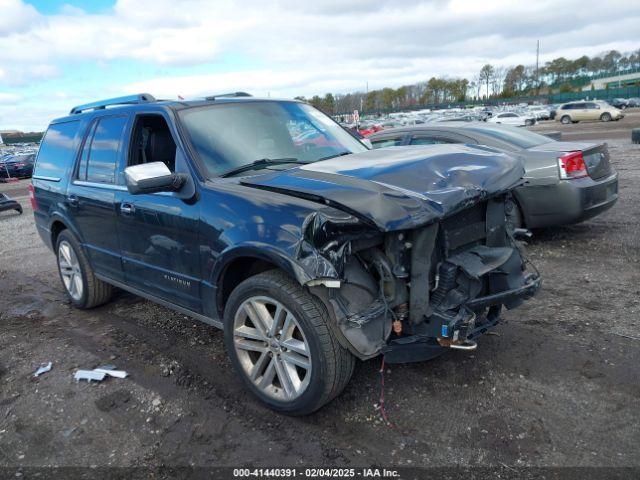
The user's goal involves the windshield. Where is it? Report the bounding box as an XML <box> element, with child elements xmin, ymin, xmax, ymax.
<box><xmin>178</xmin><ymin>101</ymin><xmax>368</xmax><ymax>177</ymax></box>
<box><xmin>467</xmin><ymin>124</ymin><xmax>553</xmax><ymax>149</ymax></box>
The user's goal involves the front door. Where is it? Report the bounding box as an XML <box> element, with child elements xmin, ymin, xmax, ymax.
<box><xmin>115</xmin><ymin>113</ymin><xmax>202</xmax><ymax>312</ymax></box>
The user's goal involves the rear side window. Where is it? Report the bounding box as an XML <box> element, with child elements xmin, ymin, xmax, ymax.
<box><xmin>77</xmin><ymin>115</ymin><xmax>128</xmax><ymax>184</ymax></box>
<box><xmin>35</xmin><ymin>121</ymin><xmax>81</xmax><ymax>179</ymax></box>
<box><xmin>371</xmin><ymin>136</ymin><xmax>404</xmax><ymax>148</ymax></box>
<box><xmin>410</xmin><ymin>136</ymin><xmax>454</xmax><ymax>145</ymax></box>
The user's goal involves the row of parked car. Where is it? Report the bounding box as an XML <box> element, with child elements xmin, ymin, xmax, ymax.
<box><xmin>21</xmin><ymin>92</ymin><xmax>617</xmax><ymax>415</ymax></box>
<box><xmin>349</xmin><ymin>98</ymin><xmax>632</xmax><ymax>137</ymax></box>
<box><xmin>0</xmin><ymin>147</ymin><xmax>37</xmax><ymax>180</ymax></box>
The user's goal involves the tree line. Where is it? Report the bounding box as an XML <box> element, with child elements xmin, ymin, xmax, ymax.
<box><xmin>296</xmin><ymin>49</ymin><xmax>640</xmax><ymax>115</ymax></box>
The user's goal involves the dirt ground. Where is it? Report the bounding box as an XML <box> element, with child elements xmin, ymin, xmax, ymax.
<box><xmin>0</xmin><ymin>112</ymin><xmax>639</xmax><ymax>475</ymax></box>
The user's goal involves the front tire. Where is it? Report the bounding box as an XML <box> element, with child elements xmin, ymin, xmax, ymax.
<box><xmin>56</xmin><ymin>230</ymin><xmax>113</xmax><ymax>309</ymax></box>
<box><xmin>600</xmin><ymin>113</ymin><xmax>612</xmax><ymax>122</ymax></box>
<box><xmin>506</xmin><ymin>197</ymin><xmax>524</xmax><ymax>231</ymax></box>
<box><xmin>560</xmin><ymin>115</ymin><xmax>571</xmax><ymax>124</ymax></box>
<box><xmin>224</xmin><ymin>270</ymin><xmax>355</xmax><ymax>415</ymax></box>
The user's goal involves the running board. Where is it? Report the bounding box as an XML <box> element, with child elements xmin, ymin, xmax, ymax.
<box><xmin>95</xmin><ymin>274</ymin><xmax>223</xmax><ymax>329</ymax></box>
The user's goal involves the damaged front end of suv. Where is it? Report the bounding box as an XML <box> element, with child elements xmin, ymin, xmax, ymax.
<box><xmin>243</xmin><ymin>145</ymin><xmax>541</xmax><ymax>363</ymax></box>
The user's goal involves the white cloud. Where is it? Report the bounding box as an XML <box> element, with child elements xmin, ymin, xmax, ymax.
<box><xmin>0</xmin><ymin>92</ymin><xmax>22</xmax><ymax>104</ymax></box>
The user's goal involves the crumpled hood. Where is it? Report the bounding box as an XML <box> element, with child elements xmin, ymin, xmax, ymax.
<box><xmin>240</xmin><ymin>144</ymin><xmax>524</xmax><ymax>231</ymax></box>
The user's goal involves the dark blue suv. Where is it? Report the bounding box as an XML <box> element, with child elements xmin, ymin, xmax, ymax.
<box><xmin>31</xmin><ymin>93</ymin><xmax>540</xmax><ymax>414</ymax></box>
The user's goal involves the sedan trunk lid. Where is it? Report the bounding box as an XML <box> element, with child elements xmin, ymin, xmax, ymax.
<box><xmin>528</xmin><ymin>141</ymin><xmax>612</xmax><ymax>180</ymax></box>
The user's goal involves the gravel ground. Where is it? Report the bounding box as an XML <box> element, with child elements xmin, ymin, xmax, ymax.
<box><xmin>0</xmin><ymin>116</ymin><xmax>639</xmax><ymax>475</ymax></box>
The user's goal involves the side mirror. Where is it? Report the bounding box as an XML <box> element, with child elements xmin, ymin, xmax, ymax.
<box><xmin>124</xmin><ymin>162</ymin><xmax>187</xmax><ymax>195</ymax></box>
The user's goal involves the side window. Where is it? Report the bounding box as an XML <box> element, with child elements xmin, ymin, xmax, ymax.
<box><xmin>573</xmin><ymin>103</ymin><xmax>586</xmax><ymax>109</ymax></box>
<box><xmin>34</xmin><ymin>120</ymin><xmax>81</xmax><ymax>179</ymax></box>
<box><xmin>77</xmin><ymin>121</ymin><xmax>98</xmax><ymax>181</ymax></box>
<box><xmin>77</xmin><ymin>115</ymin><xmax>128</xmax><ymax>184</ymax></box>
<box><xmin>128</xmin><ymin>115</ymin><xmax>177</xmax><ymax>172</ymax></box>
<box><xmin>585</xmin><ymin>102</ymin><xmax>598</xmax><ymax>109</ymax></box>
<box><xmin>370</xmin><ymin>137</ymin><xmax>404</xmax><ymax>149</ymax></box>
<box><xmin>410</xmin><ymin>136</ymin><xmax>454</xmax><ymax>145</ymax></box>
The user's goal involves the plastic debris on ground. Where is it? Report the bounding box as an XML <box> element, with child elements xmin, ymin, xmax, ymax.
<box><xmin>74</xmin><ymin>364</ymin><xmax>128</xmax><ymax>383</ymax></box>
<box><xmin>34</xmin><ymin>362</ymin><xmax>52</xmax><ymax>377</ymax></box>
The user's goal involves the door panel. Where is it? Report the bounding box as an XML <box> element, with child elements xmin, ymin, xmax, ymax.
<box><xmin>116</xmin><ymin>192</ymin><xmax>202</xmax><ymax>311</ymax></box>
<box><xmin>65</xmin><ymin>114</ymin><xmax>129</xmax><ymax>281</ymax></box>
<box><xmin>115</xmin><ymin>112</ymin><xmax>202</xmax><ymax>312</ymax></box>
<box><xmin>66</xmin><ymin>182</ymin><xmax>123</xmax><ymax>281</ymax></box>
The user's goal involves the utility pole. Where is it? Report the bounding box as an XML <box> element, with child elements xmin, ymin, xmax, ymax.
<box><xmin>535</xmin><ymin>40</ymin><xmax>540</xmax><ymax>93</ymax></box>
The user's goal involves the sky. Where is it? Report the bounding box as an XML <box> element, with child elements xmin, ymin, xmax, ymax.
<box><xmin>1</xmin><ymin>0</ymin><xmax>639</xmax><ymax>131</ymax></box>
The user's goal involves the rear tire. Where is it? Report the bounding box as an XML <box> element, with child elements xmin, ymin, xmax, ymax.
<box><xmin>600</xmin><ymin>113</ymin><xmax>612</xmax><ymax>122</ymax></box>
<box><xmin>56</xmin><ymin>230</ymin><xmax>113</xmax><ymax>309</ymax></box>
<box><xmin>560</xmin><ymin>115</ymin><xmax>571</xmax><ymax>124</ymax></box>
<box><xmin>224</xmin><ymin>270</ymin><xmax>355</xmax><ymax>415</ymax></box>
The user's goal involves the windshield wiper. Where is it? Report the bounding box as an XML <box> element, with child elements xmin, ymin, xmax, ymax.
<box><xmin>316</xmin><ymin>151</ymin><xmax>352</xmax><ymax>162</ymax></box>
<box><xmin>219</xmin><ymin>158</ymin><xmax>304</xmax><ymax>178</ymax></box>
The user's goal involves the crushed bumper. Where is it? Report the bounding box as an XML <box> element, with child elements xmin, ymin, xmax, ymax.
<box><xmin>383</xmin><ymin>246</ymin><xmax>541</xmax><ymax>364</ymax></box>
<box><xmin>466</xmin><ymin>273</ymin><xmax>541</xmax><ymax>310</ymax></box>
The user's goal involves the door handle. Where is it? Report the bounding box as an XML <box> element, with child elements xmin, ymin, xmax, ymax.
<box><xmin>67</xmin><ymin>194</ymin><xmax>79</xmax><ymax>206</ymax></box>
<box><xmin>120</xmin><ymin>203</ymin><xmax>135</xmax><ymax>215</ymax></box>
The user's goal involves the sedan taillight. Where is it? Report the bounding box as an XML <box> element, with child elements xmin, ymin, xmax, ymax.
<box><xmin>558</xmin><ymin>151</ymin><xmax>588</xmax><ymax>180</ymax></box>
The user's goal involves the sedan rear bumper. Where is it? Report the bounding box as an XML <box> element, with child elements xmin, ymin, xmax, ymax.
<box><xmin>517</xmin><ymin>171</ymin><xmax>618</xmax><ymax>228</ymax></box>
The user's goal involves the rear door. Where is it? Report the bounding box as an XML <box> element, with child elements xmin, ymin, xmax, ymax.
<box><xmin>584</xmin><ymin>102</ymin><xmax>600</xmax><ymax>121</ymax></box>
<box><xmin>115</xmin><ymin>112</ymin><xmax>203</xmax><ymax>312</ymax></box>
<box><xmin>67</xmin><ymin>114</ymin><xmax>130</xmax><ymax>282</ymax></box>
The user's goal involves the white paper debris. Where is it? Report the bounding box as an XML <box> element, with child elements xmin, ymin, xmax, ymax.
<box><xmin>34</xmin><ymin>362</ymin><xmax>52</xmax><ymax>377</ymax></box>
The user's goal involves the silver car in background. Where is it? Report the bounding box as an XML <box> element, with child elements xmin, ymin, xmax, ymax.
<box><xmin>368</xmin><ymin>123</ymin><xmax>618</xmax><ymax>229</ymax></box>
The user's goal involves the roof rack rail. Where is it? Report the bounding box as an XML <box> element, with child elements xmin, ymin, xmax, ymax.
<box><xmin>70</xmin><ymin>93</ymin><xmax>157</xmax><ymax>115</ymax></box>
<box><xmin>204</xmin><ymin>92</ymin><xmax>252</xmax><ymax>101</ymax></box>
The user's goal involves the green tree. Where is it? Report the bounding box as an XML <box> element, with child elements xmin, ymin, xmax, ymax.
<box><xmin>479</xmin><ymin>64</ymin><xmax>494</xmax><ymax>98</ymax></box>
<box><xmin>504</xmin><ymin>65</ymin><xmax>526</xmax><ymax>94</ymax></box>
<box><xmin>322</xmin><ymin>93</ymin><xmax>335</xmax><ymax>114</ymax></box>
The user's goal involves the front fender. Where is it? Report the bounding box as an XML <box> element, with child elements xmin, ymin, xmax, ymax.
<box><xmin>211</xmin><ymin>242</ymin><xmax>319</xmax><ymax>289</ymax></box>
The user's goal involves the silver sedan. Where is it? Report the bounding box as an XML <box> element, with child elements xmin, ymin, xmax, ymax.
<box><xmin>368</xmin><ymin>123</ymin><xmax>618</xmax><ymax>229</ymax></box>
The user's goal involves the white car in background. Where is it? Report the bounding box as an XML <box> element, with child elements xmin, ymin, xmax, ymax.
<box><xmin>528</xmin><ymin>107</ymin><xmax>551</xmax><ymax>120</ymax></box>
<box><xmin>487</xmin><ymin>111</ymin><xmax>536</xmax><ymax>127</ymax></box>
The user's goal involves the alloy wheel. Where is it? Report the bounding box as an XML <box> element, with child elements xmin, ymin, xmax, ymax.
<box><xmin>233</xmin><ymin>296</ymin><xmax>312</xmax><ymax>401</ymax></box>
<box><xmin>58</xmin><ymin>240</ymin><xmax>83</xmax><ymax>301</ymax></box>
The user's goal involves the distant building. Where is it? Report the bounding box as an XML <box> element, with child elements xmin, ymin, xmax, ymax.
<box><xmin>582</xmin><ymin>72</ymin><xmax>640</xmax><ymax>91</ymax></box>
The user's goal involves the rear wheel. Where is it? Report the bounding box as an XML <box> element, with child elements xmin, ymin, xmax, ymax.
<box><xmin>224</xmin><ymin>270</ymin><xmax>355</xmax><ymax>415</ymax></box>
<box><xmin>560</xmin><ymin>115</ymin><xmax>571</xmax><ymax>124</ymax></box>
<box><xmin>600</xmin><ymin>113</ymin><xmax>612</xmax><ymax>122</ymax></box>
<box><xmin>525</xmin><ymin>119</ymin><xmax>534</xmax><ymax>126</ymax></box>
<box><xmin>56</xmin><ymin>230</ymin><xmax>113</xmax><ymax>309</ymax></box>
